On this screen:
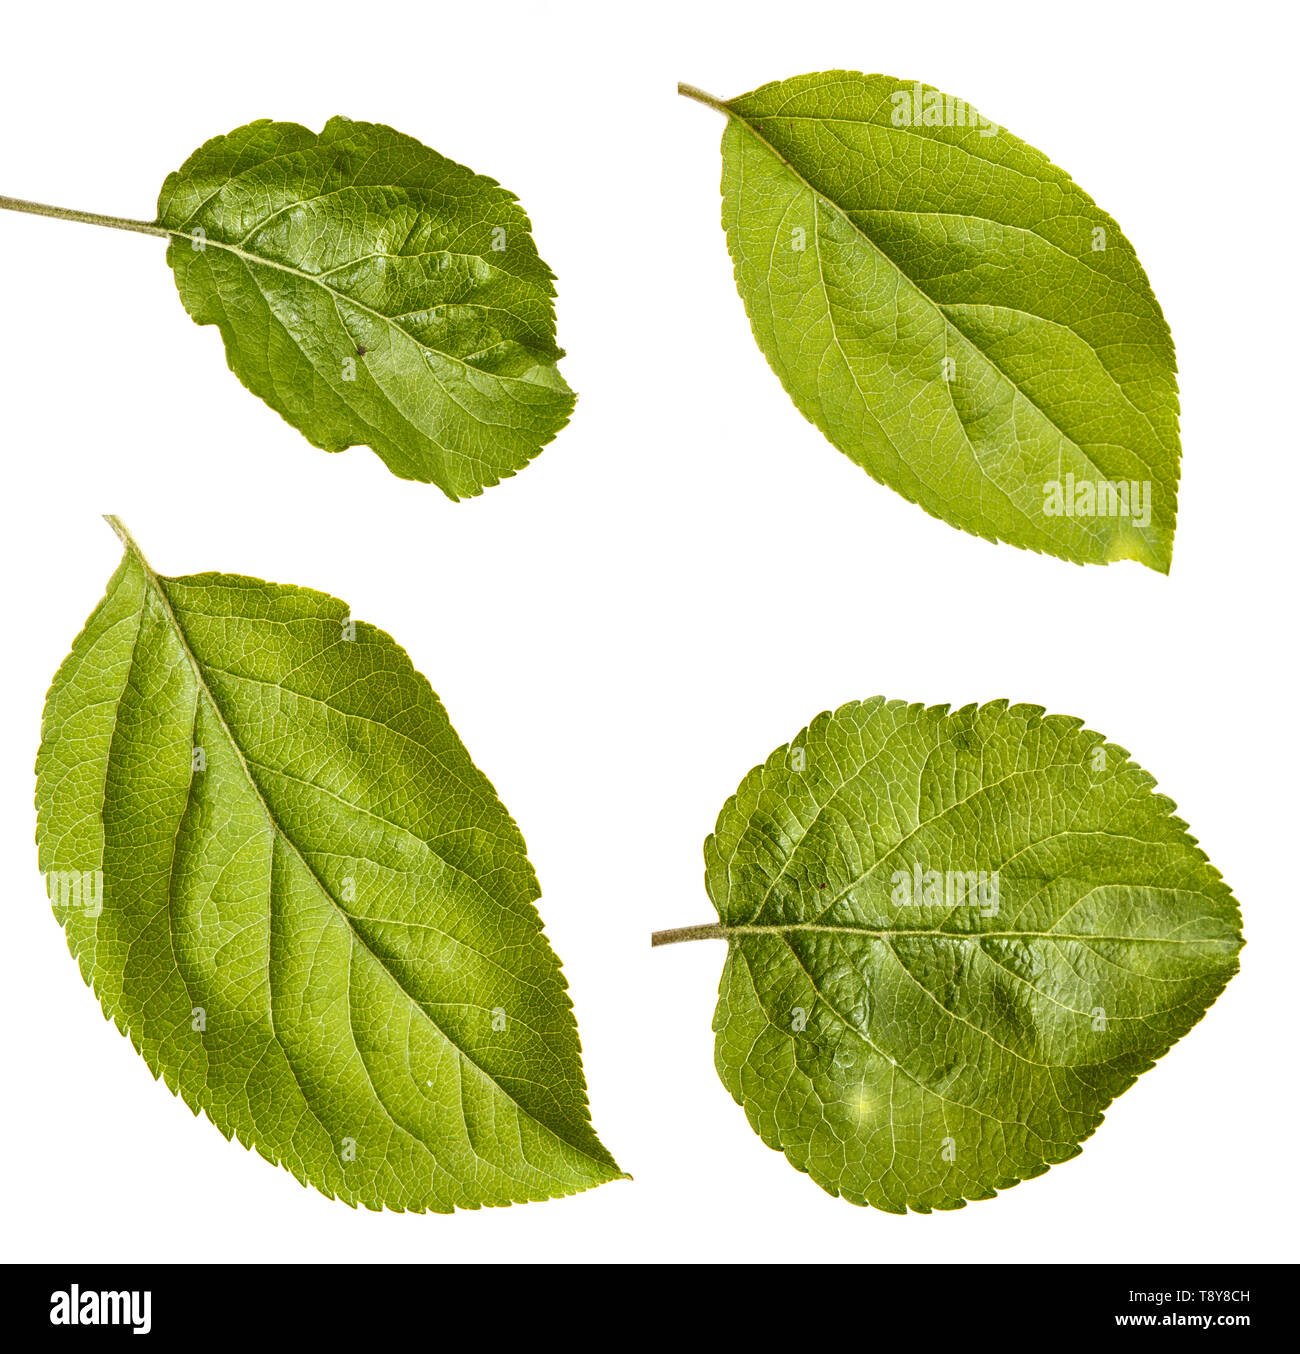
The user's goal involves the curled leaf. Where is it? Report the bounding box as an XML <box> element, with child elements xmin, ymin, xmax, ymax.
<box><xmin>157</xmin><ymin>116</ymin><xmax>575</xmax><ymax>496</ymax></box>
<box><xmin>1</xmin><ymin>116</ymin><xmax>574</xmax><ymax>498</ymax></box>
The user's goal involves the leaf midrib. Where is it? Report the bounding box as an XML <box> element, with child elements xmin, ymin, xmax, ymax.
<box><xmin>720</xmin><ymin>922</ymin><xmax>1234</xmax><ymax>946</ymax></box>
<box><xmin>115</xmin><ymin>537</ymin><xmax>612</xmax><ymax>1173</ymax></box>
<box><xmin>162</xmin><ymin>223</ymin><xmax>548</xmax><ymax>383</ymax></box>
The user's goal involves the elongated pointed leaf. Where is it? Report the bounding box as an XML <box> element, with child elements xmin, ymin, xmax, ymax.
<box><xmin>35</xmin><ymin>523</ymin><xmax>623</xmax><ymax>1211</ymax></box>
<box><xmin>681</xmin><ymin>699</ymin><xmax>1240</xmax><ymax>1211</ymax></box>
<box><xmin>155</xmin><ymin>116</ymin><xmax>574</xmax><ymax>497</ymax></box>
<box><xmin>695</xmin><ymin>73</ymin><xmax>1179</xmax><ymax>570</ymax></box>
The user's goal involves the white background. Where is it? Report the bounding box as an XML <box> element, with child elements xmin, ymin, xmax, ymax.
<box><xmin>1</xmin><ymin>0</ymin><xmax>1295</xmax><ymax>1265</ymax></box>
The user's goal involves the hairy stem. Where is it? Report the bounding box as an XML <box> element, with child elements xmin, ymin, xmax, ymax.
<box><xmin>677</xmin><ymin>83</ymin><xmax>734</xmax><ymax>118</ymax></box>
<box><xmin>0</xmin><ymin>195</ymin><xmax>169</xmax><ymax>239</ymax></box>
<box><xmin>651</xmin><ymin>923</ymin><xmax>728</xmax><ymax>947</ymax></box>
<box><xmin>103</xmin><ymin>516</ymin><xmax>161</xmax><ymax>577</ymax></box>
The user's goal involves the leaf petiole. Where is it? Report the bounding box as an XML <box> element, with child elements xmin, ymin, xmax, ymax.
<box><xmin>0</xmin><ymin>194</ymin><xmax>170</xmax><ymax>238</ymax></box>
<box><xmin>102</xmin><ymin>515</ymin><xmax>156</xmax><ymax>571</ymax></box>
<box><xmin>651</xmin><ymin>923</ymin><xmax>727</xmax><ymax>947</ymax></box>
<box><xmin>677</xmin><ymin>83</ymin><xmax>733</xmax><ymax>117</ymax></box>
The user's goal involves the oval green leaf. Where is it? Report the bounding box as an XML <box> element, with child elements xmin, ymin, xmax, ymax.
<box><xmin>663</xmin><ymin>698</ymin><xmax>1240</xmax><ymax>1211</ymax></box>
<box><xmin>157</xmin><ymin>116</ymin><xmax>575</xmax><ymax>497</ymax></box>
<box><xmin>35</xmin><ymin>519</ymin><xmax>623</xmax><ymax>1211</ymax></box>
<box><xmin>689</xmin><ymin>73</ymin><xmax>1180</xmax><ymax>570</ymax></box>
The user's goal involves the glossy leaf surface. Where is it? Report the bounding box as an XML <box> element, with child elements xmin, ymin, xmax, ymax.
<box><xmin>157</xmin><ymin>117</ymin><xmax>574</xmax><ymax>497</ymax></box>
<box><xmin>695</xmin><ymin>698</ymin><xmax>1240</xmax><ymax>1210</ymax></box>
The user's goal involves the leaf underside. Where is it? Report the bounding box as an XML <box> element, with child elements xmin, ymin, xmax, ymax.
<box><xmin>713</xmin><ymin>73</ymin><xmax>1180</xmax><ymax>570</ymax></box>
<box><xmin>35</xmin><ymin>540</ymin><xmax>622</xmax><ymax>1211</ymax></box>
<box><xmin>705</xmin><ymin>698</ymin><xmax>1240</xmax><ymax>1211</ymax></box>
<box><xmin>156</xmin><ymin>116</ymin><xmax>574</xmax><ymax>499</ymax></box>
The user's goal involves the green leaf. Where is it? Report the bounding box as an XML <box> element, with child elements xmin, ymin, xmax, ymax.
<box><xmin>685</xmin><ymin>74</ymin><xmax>1179</xmax><ymax>571</ymax></box>
<box><xmin>156</xmin><ymin>116</ymin><xmax>574</xmax><ymax>497</ymax></box>
<box><xmin>35</xmin><ymin>518</ymin><xmax>623</xmax><ymax>1212</ymax></box>
<box><xmin>1</xmin><ymin>116</ymin><xmax>573</xmax><ymax>499</ymax></box>
<box><xmin>655</xmin><ymin>699</ymin><xmax>1241</xmax><ymax>1212</ymax></box>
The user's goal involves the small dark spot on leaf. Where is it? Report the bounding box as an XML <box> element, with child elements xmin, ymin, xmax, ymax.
<box><xmin>356</xmin><ymin>346</ymin><xmax>366</xmax><ymax>356</ymax></box>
